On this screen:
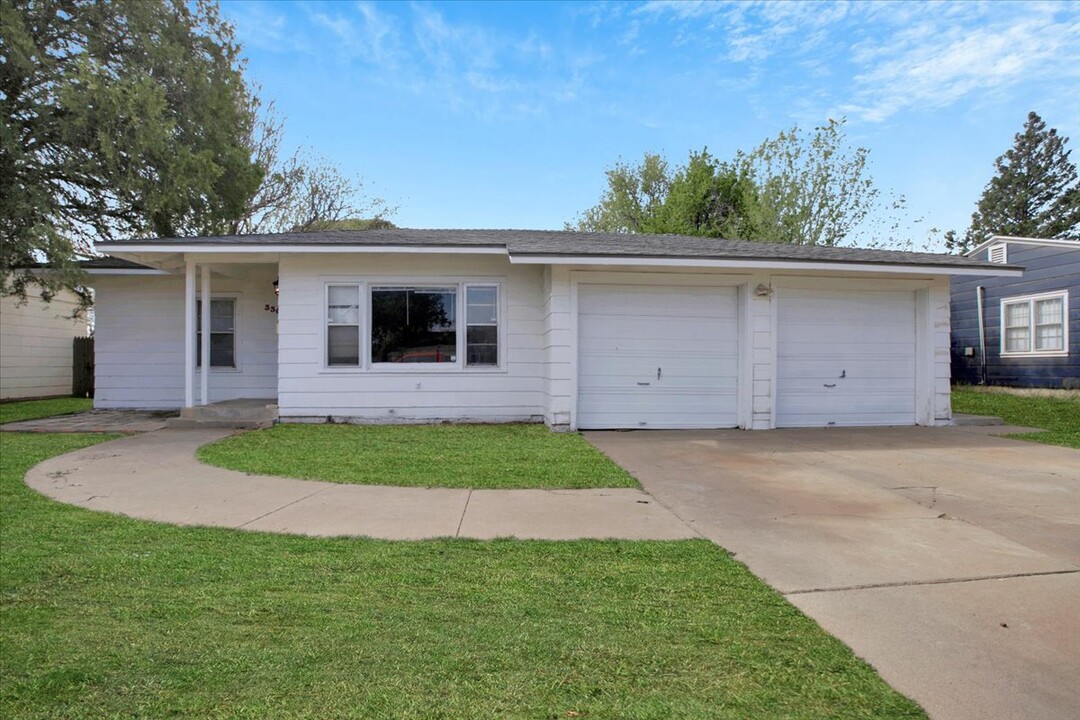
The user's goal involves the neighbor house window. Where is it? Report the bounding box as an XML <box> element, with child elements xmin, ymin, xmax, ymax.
<box><xmin>196</xmin><ymin>298</ymin><xmax>235</xmax><ymax>367</ymax></box>
<box><xmin>371</xmin><ymin>286</ymin><xmax>457</xmax><ymax>363</ymax></box>
<box><xmin>465</xmin><ymin>284</ymin><xmax>499</xmax><ymax>366</ymax></box>
<box><xmin>1001</xmin><ymin>291</ymin><xmax>1068</xmax><ymax>356</ymax></box>
<box><xmin>327</xmin><ymin>285</ymin><xmax>361</xmax><ymax>366</ymax></box>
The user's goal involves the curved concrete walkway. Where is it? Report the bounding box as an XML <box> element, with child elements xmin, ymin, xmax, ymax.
<box><xmin>25</xmin><ymin>429</ymin><xmax>696</xmax><ymax>541</ymax></box>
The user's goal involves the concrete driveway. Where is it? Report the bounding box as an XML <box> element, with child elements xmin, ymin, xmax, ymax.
<box><xmin>587</xmin><ymin>426</ymin><xmax>1080</xmax><ymax>720</ymax></box>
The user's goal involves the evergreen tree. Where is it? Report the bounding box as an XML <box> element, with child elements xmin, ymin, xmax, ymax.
<box><xmin>960</xmin><ymin>111</ymin><xmax>1079</xmax><ymax>253</ymax></box>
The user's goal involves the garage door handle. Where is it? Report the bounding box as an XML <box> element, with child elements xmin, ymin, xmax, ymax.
<box><xmin>823</xmin><ymin>383</ymin><xmax>836</xmax><ymax>388</ymax></box>
<box><xmin>637</xmin><ymin>382</ymin><xmax>651</xmax><ymax>386</ymax></box>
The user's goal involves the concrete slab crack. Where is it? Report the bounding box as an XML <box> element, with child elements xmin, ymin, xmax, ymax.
<box><xmin>455</xmin><ymin>490</ymin><xmax>473</xmax><ymax>537</ymax></box>
<box><xmin>237</xmin><ymin>487</ymin><xmax>331</xmax><ymax>528</ymax></box>
<box><xmin>784</xmin><ymin>568</ymin><xmax>1080</xmax><ymax>596</ymax></box>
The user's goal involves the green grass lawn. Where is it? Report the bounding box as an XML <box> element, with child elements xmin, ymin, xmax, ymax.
<box><xmin>0</xmin><ymin>397</ymin><xmax>91</xmax><ymax>425</ymax></box>
<box><xmin>199</xmin><ymin>423</ymin><xmax>640</xmax><ymax>489</ymax></box>
<box><xmin>1</xmin><ymin>422</ymin><xmax>924</xmax><ymax>718</ymax></box>
<box><xmin>952</xmin><ymin>387</ymin><xmax>1080</xmax><ymax>449</ymax></box>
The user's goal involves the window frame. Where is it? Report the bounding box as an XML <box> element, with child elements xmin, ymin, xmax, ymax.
<box><xmin>195</xmin><ymin>295</ymin><xmax>240</xmax><ymax>371</ymax></box>
<box><xmin>999</xmin><ymin>290</ymin><xmax>1069</xmax><ymax>358</ymax></box>
<box><xmin>326</xmin><ymin>283</ymin><xmax>363</xmax><ymax>367</ymax></box>
<box><xmin>319</xmin><ymin>277</ymin><xmax>506</xmax><ymax>373</ymax></box>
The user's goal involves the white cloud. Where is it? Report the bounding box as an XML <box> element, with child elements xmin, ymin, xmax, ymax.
<box><xmin>840</xmin><ymin>7</ymin><xmax>1080</xmax><ymax>122</ymax></box>
<box><xmin>635</xmin><ymin>0</ymin><xmax>1080</xmax><ymax>124</ymax></box>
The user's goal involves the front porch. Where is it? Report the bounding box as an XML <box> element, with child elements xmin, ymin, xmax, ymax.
<box><xmin>179</xmin><ymin>258</ymin><xmax>281</xmax><ymax>412</ymax></box>
<box><xmin>170</xmin><ymin>398</ymin><xmax>279</xmax><ymax>429</ymax></box>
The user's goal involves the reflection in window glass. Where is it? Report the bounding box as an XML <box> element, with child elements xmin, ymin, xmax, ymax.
<box><xmin>371</xmin><ymin>287</ymin><xmax>457</xmax><ymax>363</ymax></box>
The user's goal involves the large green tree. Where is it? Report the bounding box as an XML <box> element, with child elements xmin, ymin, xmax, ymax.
<box><xmin>734</xmin><ymin>119</ymin><xmax>879</xmax><ymax>246</ymax></box>
<box><xmin>950</xmin><ymin>111</ymin><xmax>1080</xmax><ymax>253</ymax></box>
<box><xmin>1</xmin><ymin>0</ymin><xmax>263</xmax><ymax>302</ymax></box>
<box><xmin>570</xmin><ymin>152</ymin><xmax>670</xmax><ymax>234</ymax></box>
<box><xmin>572</xmin><ymin>119</ymin><xmax>886</xmax><ymax>247</ymax></box>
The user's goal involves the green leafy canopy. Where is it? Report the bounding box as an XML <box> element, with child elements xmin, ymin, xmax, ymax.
<box><xmin>1</xmin><ymin>0</ymin><xmax>263</xmax><ymax>303</ymax></box>
<box><xmin>571</xmin><ymin>119</ymin><xmax>892</xmax><ymax>247</ymax></box>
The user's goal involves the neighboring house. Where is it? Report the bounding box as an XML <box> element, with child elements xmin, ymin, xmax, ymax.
<box><xmin>951</xmin><ymin>236</ymin><xmax>1079</xmax><ymax>389</ymax></box>
<box><xmin>86</xmin><ymin>229</ymin><xmax>1018</xmax><ymax>430</ymax></box>
<box><xmin>0</xmin><ymin>282</ymin><xmax>88</xmax><ymax>400</ymax></box>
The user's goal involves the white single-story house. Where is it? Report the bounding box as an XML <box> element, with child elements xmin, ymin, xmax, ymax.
<box><xmin>87</xmin><ymin>229</ymin><xmax>1019</xmax><ymax>430</ymax></box>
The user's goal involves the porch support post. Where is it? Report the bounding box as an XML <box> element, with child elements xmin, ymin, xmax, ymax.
<box><xmin>200</xmin><ymin>264</ymin><xmax>210</xmax><ymax>406</ymax></box>
<box><xmin>184</xmin><ymin>258</ymin><xmax>196</xmax><ymax>409</ymax></box>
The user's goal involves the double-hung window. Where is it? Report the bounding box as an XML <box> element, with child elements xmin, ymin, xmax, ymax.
<box><xmin>464</xmin><ymin>285</ymin><xmax>499</xmax><ymax>366</ymax></box>
<box><xmin>1001</xmin><ymin>291</ymin><xmax>1068</xmax><ymax>356</ymax></box>
<box><xmin>327</xmin><ymin>285</ymin><xmax>361</xmax><ymax>366</ymax></box>
<box><xmin>196</xmin><ymin>298</ymin><xmax>235</xmax><ymax>367</ymax></box>
<box><xmin>324</xmin><ymin>281</ymin><xmax>501</xmax><ymax>369</ymax></box>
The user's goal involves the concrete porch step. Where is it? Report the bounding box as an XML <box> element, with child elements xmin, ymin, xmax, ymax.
<box><xmin>168</xmin><ymin>399</ymin><xmax>278</xmax><ymax>430</ymax></box>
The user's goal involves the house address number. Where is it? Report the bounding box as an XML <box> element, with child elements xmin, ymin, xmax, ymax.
<box><xmin>264</xmin><ymin>304</ymin><xmax>279</xmax><ymax>313</ymax></box>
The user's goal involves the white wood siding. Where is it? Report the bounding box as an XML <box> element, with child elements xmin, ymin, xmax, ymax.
<box><xmin>277</xmin><ymin>254</ymin><xmax>546</xmax><ymax>422</ymax></box>
<box><xmin>577</xmin><ymin>284</ymin><xmax>740</xmax><ymax>429</ymax></box>
<box><xmin>93</xmin><ymin>272</ymin><xmax>278</xmax><ymax>409</ymax></box>
<box><xmin>0</xmin><ymin>288</ymin><xmax>86</xmax><ymax>400</ymax></box>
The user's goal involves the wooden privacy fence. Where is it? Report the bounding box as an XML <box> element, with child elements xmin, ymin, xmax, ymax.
<box><xmin>73</xmin><ymin>336</ymin><xmax>94</xmax><ymax>397</ymax></box>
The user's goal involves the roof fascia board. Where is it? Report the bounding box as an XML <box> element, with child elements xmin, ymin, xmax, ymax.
<box><xmin>83</xmin><ymin>268</ymin><xmax>169</xmax><ymax>275</ymax></box>
<box><xmin>968</xmin><ymin>235</ymin><xmax>1080</xmax><ymax>256</ymax></box>
<box><xmin>508</xmin><ymin>254</ymin><xmax>1023</xmax><ymax>277</ymax></box>
<box><xmin>99</xmin><ymin>243</ymin><xmax>507</xmax><ymax>255</ymax></box>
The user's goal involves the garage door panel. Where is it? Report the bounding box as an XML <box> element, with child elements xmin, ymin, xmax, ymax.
<box><xmin>579</xmin><ymin>316</ymin><xmax>736</xmax><ymax>344</ymax></box>
<box><xmin>578</xmin><ymin>343</ymin><xmax>738</xmax><ymax>367</ymax></box>
<box><xmin>776</xmin><ymin>288</ymin><xmax>917</xmax><ymax>427</ymax></box>
<box><xmin>577</xmin><ymin>284</ymin><xmax>740</xmax><ymax>429</ymax></box>
<box><xmin>779</xmin><ymin>325</ymin><xmax>915</xmax><ymax>344</ymax></box>
<box><xmin>580</xmin><ymin>287</ymin><xmax>739</xmax><ymax>318</ymax></box>
<box><xmin>777</xmin><ymin>359</ymin><xmax>916</xmax><ymax>381</ymax></box>
<box><xmin>580</xmin><ymin>335</ymin><xmax>737</xmax><ymax>356</ymax></box>
<box><xmin>582</xmin><ymin>372</ymin><xmax>739</xmax><ymax>390</ymax></box>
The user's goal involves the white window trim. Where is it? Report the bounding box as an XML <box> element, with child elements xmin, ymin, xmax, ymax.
<box><xmin>195</xmin><ymin>293</ymin><xmax>241</xmax><ymax>372</ymax></box>
<box><xmin>319</xmin><ymin>277</ymin><xmax>507</xmax><ymax>374</ymax></box>
<box><xmin>325</xmin><ymin>283</ymin><xmax>364</xmax><ymax>368</ymax></box>
<box><xmin>999</xmin><ymin>290</ymin><xmax>1069</xmax><ymax>358</ymax></box>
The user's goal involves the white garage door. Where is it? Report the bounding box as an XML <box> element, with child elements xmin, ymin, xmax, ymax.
<box><xmin>577</xmin><ymin>284</ymin><xmax>739</xmax><ymax>429</ymax></box>
<box><xmin>776</xmin><ymin>288</ymin><xmax>916</xmax><ymax>427</ymax></box>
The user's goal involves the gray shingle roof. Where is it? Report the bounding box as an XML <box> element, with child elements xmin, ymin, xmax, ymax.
<box><xmin>98</xmin><ymin>228</ymin><xmax>1013</xmax><ymax>270</ymax></box>
<box><xmin>79</xmin><ymin>257</ymin><xmax>155</xmax><ymax>270</ymax></box>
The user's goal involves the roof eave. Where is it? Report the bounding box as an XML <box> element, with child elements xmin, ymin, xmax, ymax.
<box><xmin>508</xmin><ymin>253</ymin><xmax>1024</xmax><ymax>276</ymax></box>
<box><xmin>97</xmin><ymin>242</ymin><xmax>506</xmax><ymax>255</ymax></box>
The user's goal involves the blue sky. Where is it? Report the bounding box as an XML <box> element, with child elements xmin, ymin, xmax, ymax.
<box><xmin>220</xmin><ymin>0</ymin><xmax>1080</xmax><ymax>249</ymax></box>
